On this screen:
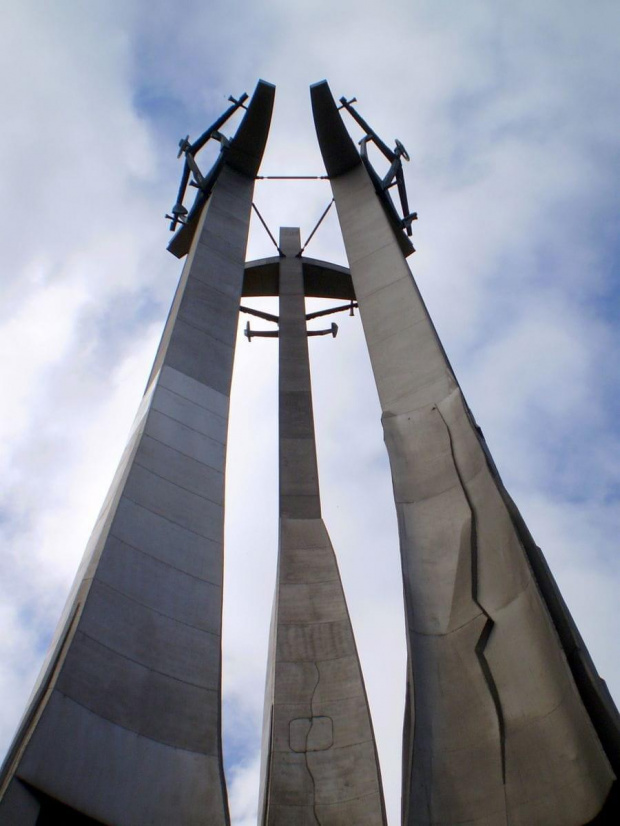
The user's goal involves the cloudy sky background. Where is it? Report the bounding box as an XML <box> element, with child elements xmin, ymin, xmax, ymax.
<box><xmin>1</xmin><ymin>1</ymin><xmax>619</xmax><ymax>823</ymax></box>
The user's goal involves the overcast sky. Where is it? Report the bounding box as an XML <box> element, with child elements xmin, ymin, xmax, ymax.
<box><xmin>1</xmin><ymin>2</ymin><xmax>619</xmax><ymax>824</ymax></box>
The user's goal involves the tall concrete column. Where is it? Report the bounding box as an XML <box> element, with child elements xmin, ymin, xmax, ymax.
<box><xmin>0</xmin><ymin>80</ymin><xmax>274</xmax><ymax>826</ymax></box>
<box><xmin>259</xmin><ymin>228</ymin><xmax>387</xmax><ymax>826</ymax></box>
<box><xmin>311</xmin><ymin>81</ymin><xmax>619</xmax><ymax>826</ymax></box>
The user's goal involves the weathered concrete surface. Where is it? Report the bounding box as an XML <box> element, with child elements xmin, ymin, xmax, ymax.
<box><xmin>0</xmin><ymin>81</ymin><xmax>275</xmax><ymax>826</ymax></box>
<box><xmin>311</xmin><ymin>80</ymin><xmax>619</xmax><ymax>825</ymax></box>
<box><xmin>259</xmin><ymin>229</ymin><xmax>386</xmax><ymax>825</ymax></box>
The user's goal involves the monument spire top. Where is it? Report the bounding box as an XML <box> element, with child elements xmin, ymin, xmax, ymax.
<box><xmin>0</xmin><ymin>78</ymin><xmax>617</xmax><ymax>825</ymax></box>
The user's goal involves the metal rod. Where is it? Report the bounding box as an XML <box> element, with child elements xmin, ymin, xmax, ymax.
<box><xmin>251</xmin><ymin>203</ymin><xmax>284</xmax><ymax>255</ymax></box>
<box><xmin>190</xmin><ymin>93</ymin><xmax>248</xmax><ymax>154</ymax></box>
<box><xmin>338</xmin><ymin>97</ymin><xmax>396</xmax><ymax>162</ymax></box>
<box><xmin>298</xmin><ymin>199</ymin><xmax>334</xmax><ymax>257</ymax></box>
<box><xmin>305</xmin><ymin>302</ymin><xmax>358</xmax><ymax>321</ymax></box>
<box><xmin>308</xmin><ymin>322</ymin><xmax>338</xmax><ymax>338</ymax></box>
<box><xmin>173</xmin><ymin>162</ymin><xmax>190</xmax><ymax>213</ymax></box>
<box><xmin>256</xmin><ymin>175</ymin><xmax>329</xmax><ymax>180</ymax></box>
<box><xmin>240</xmin><ymin>305</ymin><xmax>279</xmax><ymax>323</ymax></box>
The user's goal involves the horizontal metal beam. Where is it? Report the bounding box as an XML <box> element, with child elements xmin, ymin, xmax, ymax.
<box><xmin>243</xmin><ymin>256</ymin><xmax>355</xmax><ymax>300</ymax></box>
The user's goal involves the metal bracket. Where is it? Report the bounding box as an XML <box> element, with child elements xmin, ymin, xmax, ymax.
<box><xmin>167</xmin><ymin>92</ymin><xmax>248</xmax><ymax>232</ymax></box>
<box><xmin>305</xmin><ymin>301</ymin><xmax>357</xmax><ymax>321</ymax></box>
<box><xmin>339</xmin><ymin>96</ymin><xmax>417</xmax><ymax>241</ymax></box>
<box><xmin>308</xmin><ymin>322</ymin><xmax>338</xmax><ymax>338</ymax></box>
<box><xmin>228</xmin><ymin>94</ymin><xmax>248</xmax><ymax>110</ymax></box>
<box><xmin>240</xmin><ymin>305</ymin><xmax>279</xmax><ymax>323</ymax></box>
<box><xmin>244</xmin><ymin>321</ymin><xmax>279</xmax><ymax>342</ymax></box>
<box><xmin>244</xmin><ymin>320</ymin><xmax>339</xmax><ymax>342</ymax></box>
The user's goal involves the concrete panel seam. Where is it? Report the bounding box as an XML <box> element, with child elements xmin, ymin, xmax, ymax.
<box><xmin>132</xmin><ymin>457</ymin><xmax>225</xmax><ymax>508</ymax></box>
<box><xmin>183</xmin><ymin>269</ymin><xmax>245</xmax><ymax>306</ymax></box>
<box><xmin>89</xmin><ymin>579</ymin><xmax>221</xmax><ymax>635</ymax></box>
<box><xmin>281</xmin><ymin>578</ymin><xmax>340</xmax><ymax>585</ymax></box>
<box><xmin>341</xmin><ymin>236</ymin><xmax>394</xmax><ymax>268</ymax></box>
<box><xmin>274</xmin><ymin>692</ymin><xmax>367</xmax><ymax>707</ymax></box>
<box><xmin>155</xmin><ymin>382</ymin><xmax>229</xmax><ymax>421</ymax></box>
<box><xmin>176</xmin><ymin>308</ymin><xmax>238</xmax><ymax>351</ymax></box>
<box><xmin>305</xmin><ymin>737</ymin><xmax>378</xmax><ymax>753</ymax></box>
<box><xmin>107</xmin><ymin>531</ymin><xmax>222</xmax><ymax>587</ymax></box>
<box><xmin>408</xmin><ymin>613</ymin><xmax>485</xmax><ymax>638</ymax></box>
<box><xmin>362</xmin><ymin>309</ymin><xmax>440</xmax><ymax>353</ymax></box>
<box><xmin>316</xmin><ymin>790</ymin><xmax>385</xmax><ymax>807</ymax></box>
<box><xmin>148</xmin><ymin>400</ymin><xmax>227</xmax><ymax>447</ymax></box>
<box><xmin>159</xmin><ymin>366</ymin><xmax>230</xmax><ymax>416</ymax></box>
<box><xmin>394</xmin><ymin>483</ymin><xmax>467</xmax><ymax>508</ymax></box>
<box><xmin>279</xmin><ymin>619</ymin><xmax>350</xmax><ymax>627</ymax></box>
<box><xmin>141</xmin><ymin>428</ymin><xmax>225</xmax><ymax>472</ymax></box>
<box><xmin>357</xmin><ymin>271</ymin><xmax>413</xmax><ymax>306</ymax></box>
<box><xmin>507</xmin><ymin>689</ymin><xmax>572</xmax><ymax>733</ymax></box>
<box><xmin>121</xmin><ymin>496</ymin><xmax>222</xmax><ymax>544</ymax></box>
<box><xmin>74</xmin><ymin>631</ymin><xmax>221</xmax><ymax>689</ymax></box>
<box><xmin>52</xmin><ymin>690</ymin><xmax>218</xmax><ymax>756</ymax></box>
<box><xmin>278</xmin><ymin>653</ymin><xmax>360</xmax><ymax>665</ymax></box>
<box><xmin>186</xmin><ymin>253</ymin><xmax>245</xmax><ymax>291</ymax></box>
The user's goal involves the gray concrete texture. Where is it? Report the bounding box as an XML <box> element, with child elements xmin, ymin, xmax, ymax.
<box><xmin>0</xmin><ymin>162</ymin><xmax>255</xmax><ymax>825</ymax></box>
<box><xmin>330</xmin><ymin>158</ymin><xmax>617</xmax><ymax>824</ymax></box>
<box><xmin>259</xmin><ymin>229</ymin><xmax>387</xmax><ymax>825</ymax></box>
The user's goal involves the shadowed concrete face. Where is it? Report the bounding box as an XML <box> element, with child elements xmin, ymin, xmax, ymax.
<box><xmin>259</xmin><ymin>228</ymin><xmax>387</xmax><ymax>826</ymax></box>
<box><xmin>311</xmin><ymin>80</ymin><xmax>619</xmax><ymax>826</ymax></box>
<box><xmin>0</xmin><ymin>80</ymin><xmax>275</xmax><ymax>826</ymax></box>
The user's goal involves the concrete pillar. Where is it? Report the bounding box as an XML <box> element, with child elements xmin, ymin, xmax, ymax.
<box><xmin>0</xmin><ymin>81</ymin><xmax>275</xmax><ymax>826</ymax></box>
<box><xmin>311</xmin><ymin>80</ymin><xmax>618</xmax><ymax>826</ymax></box>
<box><xmin>259</xmin><ymin>228</ymin><xmax>387</xmax><ymax>826</ymax></box>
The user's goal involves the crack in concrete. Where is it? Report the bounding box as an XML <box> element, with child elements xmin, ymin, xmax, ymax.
<box><xmin>305</xmin><ymin>662</ymin><xmax>322</xmax><ymax>825</ymax></box>
<box><xmin>435</xmin><ymin>407</ymin><xmax>507</xmax><ymax>785</ymax></box>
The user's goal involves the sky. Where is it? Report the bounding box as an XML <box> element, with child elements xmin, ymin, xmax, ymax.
<box><xmin>1</xmin><ymin>2</ymin><xmax>619</xmax><ymax>824</ymax></box>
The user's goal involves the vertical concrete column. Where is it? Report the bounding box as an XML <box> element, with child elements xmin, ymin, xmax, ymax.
<box><xmin>310</xmin><ymin>80</ymin><xmax>617</xmax><ymax>826</ymax></box>
<box><xmin>0</xmin><ymin>165</ymin><xmax>251</xmax><ymax>826</ymax></box>
<box><xmin>259</xmin><ymin>229</ymin><xmax>387</xmax><ymax>826</ymax></box>
<box><xmin>331</xmin><ymin>162</ymin><xmax>617</xmax><ymax>826</ymax></box>
<box><xmin>278</xmin><ymin>228</ymin><xmax>321</xmax><ymax>520</ymax></box>
<box><xmin>0</xmin><ymin>79</ymin><xmax>274</xmax><ymax>826</ymax></box>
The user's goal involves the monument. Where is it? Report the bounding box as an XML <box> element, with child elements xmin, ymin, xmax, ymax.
<box><xmin>0</xmin><ymin>79</ymin><xmax>617</xmax><ymax>825</ymax></box>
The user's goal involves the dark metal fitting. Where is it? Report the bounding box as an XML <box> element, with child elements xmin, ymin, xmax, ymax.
<box><xmin>212</xmin><ymin>130</ymin><xmax>231</xmax><ymax>148</ymax></box>
<box><xmin>395</xmin><ymin>139</ymin><xmax>410</xmax><ymax>161</ymax></box>
<box><xmin>239</xmin><ymin>305</ymin><xmax>279</xmax><ymax>324</ymax></box>
<box><xmin>305</xmin><ymin>301</ymin><xmax>358</xmax><ymax>321</ymax></box>
<box><xmin>228</xmin><ymin>92</ymin><xmax>249</xmax><ymax>109</ymax></box>
<box><xmin>177</xmin><ymin>136</ymin><xmax>191</xmax><ymax>158</ymax></box>
<box><xmin>244</xmin><ymin>321</ymin><xmax>279</xmax><ymax>342</ymax></box>
<box><xmin>308</xmin><ymin>322</ymin><xmax>338</xmax><ymax>339</ymax></box>
<box><xmin>165</xmin><ymin>214</ymin><xmax>186</xmax><ymax>231</ymax></box>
